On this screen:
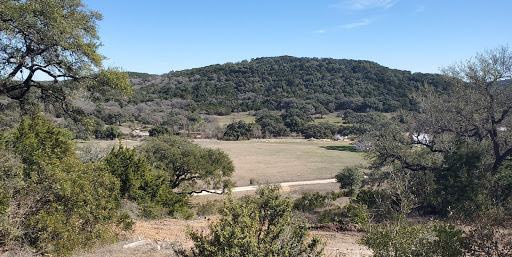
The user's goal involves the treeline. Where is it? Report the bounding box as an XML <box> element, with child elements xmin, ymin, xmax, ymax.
<box><xmin>59</xmin><ymin>56</ymin><xmax>453</xmax><ymax>140</ymax></box>
<box><xmin>127</xmin><ymin>57</ymin><xmax>450</xmax><ymax>115</ymax></box>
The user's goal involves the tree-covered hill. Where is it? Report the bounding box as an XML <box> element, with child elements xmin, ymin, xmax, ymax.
<box><xmin>128</xmin><ymin>56</ymin><xmax>450</xmax><ymax>114</ymax></box>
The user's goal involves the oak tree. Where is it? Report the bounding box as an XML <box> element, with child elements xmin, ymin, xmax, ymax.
<box><xmin>0</xmin><ymin>0</ymin><xmax>131</xmax><ymax>115</ymax></box>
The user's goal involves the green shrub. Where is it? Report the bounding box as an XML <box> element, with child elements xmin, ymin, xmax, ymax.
<box><xmin>117</xmin><ymin>211</ymin><xmax>135</xmax><ymax>231</ymax></box>
<box><xmin>353</xmin><ymin>189</ymin><xmax>395</xmax><ymax>222</ymax></box>
<box><xmin>104</xmin><ymin>144</ymin><xmax>192</xmax><ymax>218</ymax></box>
<box><xmin>223</xmin><ymin>120</ymin><xmax>253</xmax><ymax>140</ymax></box>
<box><xmin>344</xmin><ymin>203</ymin><xmax>369</xmax><ymax>227</ymax></box>
<box><xmin>326</xmin><ymin>190</ymin><xmax>345</xmax><ymax>200</ymax></box>
<box><xmin>1</xmin><ymin>115</ymin><xmax>124</xmax><ymax>256</ymax></box>
<box><xmin>318</xmin><ymin>206</ymin><xmax>343</xmax><ymax>224</ymax></box>
<box><xmin>149</xmin><ymin>126</ymin><xmax>172</xmax><ymax>137</ymax></box>
<box><xmin>195</xmin><ymin>200</ymin><xmax>220</xmax><ymax>217</ymax></box>
<box><xmin>95</xmin><ymin>125</ymin><xmax>123</xmax><ymax>140</ymax></box>
<box><xmin>185</xmin><ymin>185</ymin><xmax>324</xmax><ymax>257</ymax></box>
<box><xmin>104</xmin><ymin>144</ymin><xmax>150</xmax><ymax>201</ymax></box>
<box><xmin>360</xmin><ymin>221</ymin><xmax>464</xmax><ymax>257</ymax></box>
<box><xmin>139</xmin><ymin>202</ymin><xmax>167</xmax><ymax>220</ymax></box>
<box><xmin>293</xmin><ymin>192</ymin><xmax>328</xmax><ymax>212</ymax></box>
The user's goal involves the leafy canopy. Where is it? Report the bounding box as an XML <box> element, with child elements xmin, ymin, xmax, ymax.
<box><xmin>138</xmin><ymin>135</ymin><xmax>234</xmax><ymax>192</ymax></box>
<box><xmin>360</xmin><ymin>46</ymin><xmax>512</xmax><ymax>217</ymax></box>
<box><xmin>0</xmin><ymin>0</ymin><xmax>131</xmax><ymax>114</ymax></box>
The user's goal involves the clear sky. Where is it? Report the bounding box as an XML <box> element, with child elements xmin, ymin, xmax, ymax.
<box><xmin>83</xmin><ymin>0</ymin><xmax>512</xmax><ymax>75</ymax></box>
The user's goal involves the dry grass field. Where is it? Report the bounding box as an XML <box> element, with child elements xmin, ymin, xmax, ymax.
<box><xmin>74</xmin><ymin>138</ymin><xmax>367</xmax><ymax>189</ymax></box>
<box><xmin>195</xmin><ymin>139</ymin><xmax>367</xmax><ymax>187</ymax></box>
<box><xmin>68</xmin><ymin>138</ymin><xmax>372</xmax><ymax>257</ymax></box>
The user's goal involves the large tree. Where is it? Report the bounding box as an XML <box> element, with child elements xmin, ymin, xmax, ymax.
<box><xmin>434</xmin><ymin>46</ymin><xmax>512</xmax><ymax>173</ymax></box>
<box><xmin>0</xmin><ymin>0</ymin><xmax>131</xmax><ymax>115</ymax></box>
<box><xmin>362</xmin><ymin>46</ymin><xmax>512</xmax><ymax>216</ymax></box>
<box><xmin>138</xmin><ymin>135</ymin><xmax>234</xmax><ymax>193</ymax></box>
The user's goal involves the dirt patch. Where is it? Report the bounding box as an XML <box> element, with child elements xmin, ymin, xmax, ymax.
<box><xmin>72</xmin><ymin>215</ymin><xmax>371</xmax><ymax>257</ymax></box>
<box><xmin>126</xmin><ymin>218</ymin><xmax>371</xmax><ymax>257</ymax></box>
<box><xmin>131</xmin><ymin>218</ymin><xmax>212</xmax><ymax>249</ymax></box>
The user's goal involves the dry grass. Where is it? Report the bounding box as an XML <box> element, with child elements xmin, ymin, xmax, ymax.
<box><xmin>195</xmin><ymin>139</ymin><xmax>367</xmax><ymax>187</ymax></box>
<box><xmin>74</xmin><ymin>138</ymin><xmax>366</xmax><ymax>188</ymax></box>
<box><xmin>74</xmin><ymin>139</ymin><xmax>141</xmax><ymax>149</ymax></box>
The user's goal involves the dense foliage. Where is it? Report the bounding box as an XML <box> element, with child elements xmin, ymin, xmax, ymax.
<box><xmin>352</xmin><ymin>46</ymin><xmax>512</xmax><ymax>255</ymax></box>
<box><xmin>120</xmin><ymin>57</ymin><xmax>450</xmax><ymax>121</ymax></box>
<box><xmin>1</xmin><ymin>115</ymin><xmax>123</xmax><ymax>255</ymax></box>
<box><xmin>103</xmin><ymin>144</ymin><xmax>190</xmax><ymax>217</ymax></box>
<box><xmin>0</xmin><ymin>0</ymin><xmax>131</xmax><ymax>116</ymax></box>
<box><xmin>138</xmin><ymin>135</ymin><xmax>234</xmax><ymax>192</ymax></box>
<box><xmin>185</xmin><ymin>185</ymin><xmax>323</xmax><ymax>257</ymax></box>
<box><xmin>223</xmin><ymin>120</ymin><xmax>253</xmax><ymax>140</ymax></box>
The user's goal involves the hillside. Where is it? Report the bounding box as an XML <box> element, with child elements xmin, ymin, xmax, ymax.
<box><xmin>127</xmin><ymin>56</ymin><xmax>450</xmax><ymax>114</ymax></box>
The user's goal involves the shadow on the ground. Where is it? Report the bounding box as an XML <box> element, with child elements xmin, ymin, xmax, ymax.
<box><xmin>320</xmin><ymin>145</ymin><xmax>358</xmax><ymax>152</ymax></box>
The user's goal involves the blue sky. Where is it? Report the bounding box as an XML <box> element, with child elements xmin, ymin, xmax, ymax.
<box><xmin>83</xmin><ymin>0</ymin><xmax>512</xmax><ymax>74</ymax></box>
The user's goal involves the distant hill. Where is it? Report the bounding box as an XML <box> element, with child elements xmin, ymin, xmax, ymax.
<box><xmin>127</xmin><ymin>56</ymin><xmax>451</xmax><ymax>114</ymax></box>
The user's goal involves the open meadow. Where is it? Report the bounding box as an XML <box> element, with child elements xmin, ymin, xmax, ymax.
<box><xmin>76</xmin><ymin>138</ymin><xmax>367</xmax><ymax>188</ymax></box>
<box><xmin>194</xmin><ymin>139</ymin><xmax>367</xmax><ymax>186</ymax></box>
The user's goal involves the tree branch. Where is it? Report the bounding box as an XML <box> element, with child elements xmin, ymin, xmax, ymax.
<box><xmin>493</xmin><ymin>147</ymin><xmax>512</xmax><ymax>175</ymax></box>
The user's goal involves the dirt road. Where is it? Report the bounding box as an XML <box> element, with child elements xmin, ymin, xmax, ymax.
<box><xmin>194</xmin><ymin>178</ymin><xmax>338</xmax><ymax>195</ymax></box>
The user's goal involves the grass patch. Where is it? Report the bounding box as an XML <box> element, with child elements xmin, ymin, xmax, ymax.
<box><xmin>310</xmin><ymin>113</ymin><xmax>344</xmax><ymax>124</ymax></box>
<box><xmin>321</xmin><ymin>145</ymin><xmax>358</xmax><ymax>152</ymax></box>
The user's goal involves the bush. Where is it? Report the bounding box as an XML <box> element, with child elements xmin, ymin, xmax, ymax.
<box><xmin>335</xmin><ymin>166</ymin><xmax>365</xmax><ymax>195</ymax></box>
<box><xmin>104</xmin><ymin>144</ymin><xmax>150</xmax><ymax>201</ymax></box>
<box><xmin>293</xmin><ymin>192</ymin><xmax>328</xmax><ymax>212</ymax></box>
<box><xmin>148</xmin><ymin>126</ymin><xmax>172</xmax><ymax>137</ymax></box>
<box><xmin>94</xmin><ymin>125</ymin><xmax>123</xmax><ymax>140</ymax></box>
<box><xmin>301</xmin><ymin>122</ymin><xmax>339</xmax><ymax>139</ymax></box>
<box><xmin>361</xmin><ymin>221</ymin><xmax>464</xmax><ymax>257</ymax></box>
<box><xmin>318</xmin><ymin>207</ymin><xmax>342</xmax><ymax>224</ymax></box>
<box><xmin>117</xmin><ymin>211</ymin><xmax>135</xmax><ymax>231</ymax></box>
<box><xmin>344</xmin><ymin>203</ymin><xmax>369</xmax><ymax>227</ymax></box>
<box><xmin>104</xmin><ymin>143</ymin><xmax>192</xmax><ymax>218</ymax></box>
<box><xmin>184</xmin><ymin>185</ymin><xmax>323</xmax><ymax>257</ymax></box>
<box><xmin>255</xmin><ymin>113</ymin><xmax>290</xmax><ymax>138</ymax></box>
<box><xmin>353</xmin><ymin>189</ymin><xmax>395</xmax><ymax>222</ymax></box>
<box><xmin>1</xmin><ymin>115</ymin><xmax>124</xmax><ymax>255</ymax></box>
<box><xmin>195</xmin><ymin>200</ymin><xmax>221</xmax><ymax>217</ymax></box>
<box><xmin>139</xmin><ymin>202</ymin><xmax>167</xmax><ymax>220</ymax></box>
<box><xmin>103</xmin><ymin>125</ymin><xmax>123</xmax><ymax>140</ymax></box>
<box><xmin>223</xmin><ymin>120</ymin><xmax>253</xmax><ymax>140</ymax></box>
